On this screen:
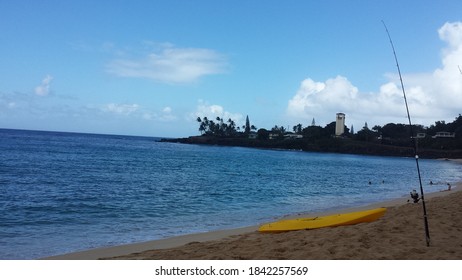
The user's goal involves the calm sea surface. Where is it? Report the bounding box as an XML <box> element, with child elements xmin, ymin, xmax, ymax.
<box><xmin>1</xmin><ymin>128</ymin><xmax>461</xmax><ymax>259</ymax></box>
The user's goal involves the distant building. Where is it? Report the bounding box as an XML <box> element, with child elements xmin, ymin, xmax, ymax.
<box><xmin>335</xmin><ymin>113</ymin><xmax>345</xmax><ymax>136</ymax></box>
<box><xmin>432</xmin><ymin>132</ymin><xmax>455</xmax><ymax>138</ymax></box>
<box><xmin>248</xmin><ymin>132</ymin><xmax>257</xmax><ymax>139</ymax></box>
<box><xmin>269</xmin><ymin>133</ymin><xmax>280</xmax><ymax>140</ymax></box>
<box><xmin>284</xmin><ymin>133</ymin><xmax>303</xmax><ymax>139</ymax></box>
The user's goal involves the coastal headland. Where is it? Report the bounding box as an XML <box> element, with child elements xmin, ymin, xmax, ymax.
<box><xmin>160</xmin><ymin>136</ymin><xmax>462</xmax><ymax>159</ymax></box>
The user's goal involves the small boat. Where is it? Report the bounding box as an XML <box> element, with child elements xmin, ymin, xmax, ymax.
<box><xmin>258</xmin><ymin>207</ymin><xmax>386</xmax><ymax>233</ymax></box>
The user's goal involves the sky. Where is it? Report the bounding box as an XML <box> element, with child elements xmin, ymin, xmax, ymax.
<box><xmin>1</xmin><ymin>0</ymin><xmax>462</xmax><ymax>137</ymax></box>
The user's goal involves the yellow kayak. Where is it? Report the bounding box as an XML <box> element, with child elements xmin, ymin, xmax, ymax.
<box><xmin>258</xmin><ymin>207</ymin><xmax>386</xmax><ymax>233</ymax></box>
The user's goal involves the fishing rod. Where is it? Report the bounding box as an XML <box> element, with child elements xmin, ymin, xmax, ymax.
<box><xmin>382</xmin><ymin>20</ymin><xmax>430</xmax><ymax>247</ymax></box>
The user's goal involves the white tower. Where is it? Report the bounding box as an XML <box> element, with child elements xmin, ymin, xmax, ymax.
<box><xmin>335</xmin><ymin>113</ymin><xmax>345</xmax><ymax>136</ymax></box>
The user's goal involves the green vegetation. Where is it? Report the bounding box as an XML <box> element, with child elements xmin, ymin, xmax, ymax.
<box><xmin>162</xmin><ymin>114</ymin><xmax>462</xmax><ymax>159</ymax></box>
<box><xmin>196</xmin><ymin>115</ymin><xmax>256</xmax><ymax>137</ymax></box>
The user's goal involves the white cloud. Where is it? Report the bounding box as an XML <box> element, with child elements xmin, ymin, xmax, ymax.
<box><xmin>101</xmin><ymin>103</ymin><xmax>139</xmax><ymax>115</ymax></box>
<box><xmin>158</xmin><ymin>106</ymin><xmax>176</xmax><ymax>121</ymax></box>
<box><xmin>287</xmin><ymin>21</ymin><xmax>462</xmax><ymax>128</ymax></box>
<box><xmin>433</xmin><ymin>22</ymin><xmax>462</xmax><ymax>106</ymax></box>
<box><xmin>106</xmin><ymin>44</ymin><xmax>228</xmax><ymax>84</ymax></box>
<box><xmin>0</xmin><ymin>93</ymin><xmax>15</xmax><ymax>112</ymax></box>
<box><xmin>34</xmin><ymin>75</ymin><xmax>53</xmax><ymax>96</ymax></box>
<box><xmin>438</xmin><ymin>22</ymin><xmax>462</xmax><ymax>48</ymax></box>
<box><xmin>162</xmin><ymin>106</ymin><xmax>172</xmax><ymax>114</ymax></box>
<box><xmin>98</xmin><ymin>103</ymin><xmax>177</xmax><ymax>122</ymax></box>
<box><xmin>191</xmin><ymin>100</ymin><xmax>243</xmax><ymax>124</ymax></box>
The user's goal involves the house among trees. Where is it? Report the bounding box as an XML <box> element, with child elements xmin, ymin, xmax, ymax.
<box><xmin>432</xmin><ymin>132</ymin><xmax>455</xmax><ymax>138</ymax></box>
<box><xmin>248</xmin><ymin>132</ymin><xmax>258</xmax><ymax>139</ymax></box>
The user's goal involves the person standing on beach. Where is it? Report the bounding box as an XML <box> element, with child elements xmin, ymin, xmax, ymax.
<box><xmin>410</xmin><ymin>189</ymin><xmax>420</xmax><ymax>203</ymax></box>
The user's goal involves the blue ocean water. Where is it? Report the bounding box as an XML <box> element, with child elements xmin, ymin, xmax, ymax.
<box><xmin>1</xmin><ymin>128</ymin><xmax>461</xmax><ymax>259</ymax></box>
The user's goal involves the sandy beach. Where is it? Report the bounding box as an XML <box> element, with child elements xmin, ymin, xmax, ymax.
<box><xmin>48</xmin><ymin>181</ymin><xmax>462</xmax><ymax>260</ymax></box>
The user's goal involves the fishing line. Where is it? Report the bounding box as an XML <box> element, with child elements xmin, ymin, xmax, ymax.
<box><xmin>382</xmin><ymin>20</ymin><xmax>431</xmax><ymax>247</ymax></box>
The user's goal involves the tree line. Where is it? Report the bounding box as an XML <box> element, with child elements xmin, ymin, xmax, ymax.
<box><xmin>196</xmin><ymin>116</ymin><xmax>256</xmax><ymax>137</ymax></box>
<box><xmin>196</xmin><ymin>114</ymin><xmax>462</xmax><ymax>149</ymax></box>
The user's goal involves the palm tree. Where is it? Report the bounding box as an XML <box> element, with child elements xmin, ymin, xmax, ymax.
<box><xmin>197</xmin><ymin>117</ymin><xmax>206</xmax><ymax>135</ymax></box>
<box><xmin>293</xmin><ymin>124</ymin><xmax>303</xmax><ymax>134</ymax></box>
<box><xmin>227</xmin><ymin>118</ymin><xmax>236</xmax><ymax>136</ymax></box>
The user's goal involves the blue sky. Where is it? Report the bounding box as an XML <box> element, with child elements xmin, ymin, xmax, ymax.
<box><xmin>1</xmin><ymin>0</ymin><xmax>462</xmax><ymax>137</ymax></box>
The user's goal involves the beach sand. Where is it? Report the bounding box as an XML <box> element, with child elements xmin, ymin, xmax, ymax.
<box><xmin>47</xmin><ymin>182</ymin><xmax>462</xmax><ymax>260</ymax></box>
<box><xmin>101</xmin><ymin>184</ymin><xmax>461</xmax><ymax>260</ymax></box>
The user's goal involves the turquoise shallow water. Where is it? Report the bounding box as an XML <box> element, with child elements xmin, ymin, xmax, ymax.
<box><xmin>1</xmin><ymin>128</ymin><xmax>461</xmax><ymax>259</ymax></box>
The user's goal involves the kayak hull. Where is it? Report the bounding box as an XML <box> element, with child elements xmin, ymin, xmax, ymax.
<box><xmin>258</xmin><ymin>207</ymin><xmax>387</xmax><ymax>233</ymax></box>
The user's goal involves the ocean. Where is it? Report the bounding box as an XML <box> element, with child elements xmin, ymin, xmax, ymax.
<box><xmin>1</xmin><ymin>128</ymin><xmax>461</xmax><ymax>259</ymax></box>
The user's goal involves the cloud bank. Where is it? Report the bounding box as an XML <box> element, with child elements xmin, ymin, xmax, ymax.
<box><xmin>106</xmin><ymin>44</ymin><xmax>228</xmax><ymax>84</ymax></box>
<box><xmin>287</xmin><ymin>21</ymin><xmax>462</xmax><ymax>128</ymax></box>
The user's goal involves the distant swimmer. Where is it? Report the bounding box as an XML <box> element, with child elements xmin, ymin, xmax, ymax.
<box><xmin>440</xmin><ymin>183</ymin><xmax>452</xmax><ymax>192</ymax></box>
<box><xmin>430</xmin><ymin>180</ymin><xmax>433</xmax><ymax>185</ymax></box>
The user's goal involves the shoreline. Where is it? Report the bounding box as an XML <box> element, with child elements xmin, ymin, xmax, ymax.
<box><xmin>161</xmin><ymin>136</ymin><xmax>462</xmax><ymax>159</ymax></box>
<box><xmin>445</xmin><ymin>158</ymin><xmax>462</xmax><ymax>164</ymax></box>
<box><xmin>45</xmin><ymin>183</ymin><xmax>461</xmax><ymax>260</ymax></box>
